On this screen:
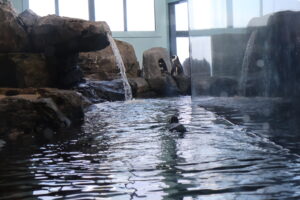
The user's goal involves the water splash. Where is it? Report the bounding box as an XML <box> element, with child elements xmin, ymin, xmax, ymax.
<box><xmin>108</xmin><ymin>34</ymin><xmax>133</xmax><ymax>101</ymax></box>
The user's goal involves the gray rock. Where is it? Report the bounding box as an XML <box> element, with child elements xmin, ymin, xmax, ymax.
<box><xmin>0</xmin><ymin>0</ymin><xmax>28</xmax><ymax>52</ymax></box>
<box><xmin>30</xmin><ymin>15</ymin><xmax>110</xmax><ymax>55</ymax></box>
<box><xmin>36</xmin><ymin>88</ymin><xmax>91</xmax><ymax>123</ymax></box>
<box><xmin>173</xmin><ymin>75</ymin><xmax>191</xmax><ymax>95</ymax></box>
<box><xmin>79</xmin><ymin>39</ymin><xmax>140</xmax><ymax>81</ymax></box>
<box><xmin>129</xmin><ymin>77</ymin><xmax>150</xmax><ymax>97</ymax></box>
<box><xmin>0</xmin><ymin>96</ymin><xmax>70</xmax><ymax>138</ymax></box>
<box><xmin>0</xmin><ymin>88</ymin><xmax>90</xmax><ymax>124</ymax></box>
<box><xmin>18</xmin><ymin>9</ymin><xmax>39</xmax><ymax>31</ymax></box>
<box><xmin>240</xmin><ymin>11</ymin><xmax>300</xmax><ymax>97</ymax></box>
<box><xmin>76</xmin><ymin>80</ymin><xmax>126</xmax><ymax>102</ymax></box>
<box><xmin>147</xmin><ymin>74</ymin><xmax>180</xmax><ymax>96</ymax></box>
<box><xmin>0</xmin><ymin>53</ymin><xmax>84</xmax><ymax>89</ymax></box>
<box><xmin>143</xmin><ymin>47</ymin><xmax>172</xmax><ymax>79</ymax></box>
<box><xmin>0</xmin><ymin>53</ymin><xmax>51</xmax><ymax>88</ymax></box>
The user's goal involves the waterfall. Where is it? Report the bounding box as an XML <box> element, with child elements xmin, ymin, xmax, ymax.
<box><xmin>239</xmin><ymin>30</ymin><xmax>258</xmax><ymax>96</ymax></box>
<box><xmin>107</xmin><ymin>34</ymin><xmax>133</xmax><ymax>101</ymax></box>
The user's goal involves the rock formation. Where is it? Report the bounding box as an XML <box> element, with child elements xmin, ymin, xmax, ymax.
<box><xmin>0</xmin><ymin>88</ymin><xmax>91</xmax><ymax>141</ymax></box>
<box><xmin>0</xmin><ymin>0</ymin><xmax>28</xmax><ymax>52</ymax></box>
<box><xmin>79</xmin><ymin>39</ymin><xmax>140</xmax><ymax>81</ymax></box>
<box><xmin>240</xmin><ymin>11</ymin><xmax>300</xmax><ymax>97</ymax></box>
<box><xmin>0</xmin><ymin>2</ymin><xmax>110</xmax><ymax>89</ymax></box>
<box><xmin>0</xmin><ymin>1</ymin><xmax>110</xmax><ymax>142</ymax></box>
<box><xmin>142</xmin><ymin>47</ymin><xmax>191</xmax><ymax>96</ymax></box>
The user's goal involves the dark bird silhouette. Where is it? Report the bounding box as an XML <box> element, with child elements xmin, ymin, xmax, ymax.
<box><xmin>167</xmin><ymin>115</ymin><xmax>187</xmax><ymax>133</ymax></box>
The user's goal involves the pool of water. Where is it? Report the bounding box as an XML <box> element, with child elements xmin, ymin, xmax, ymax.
<box><xmin>0</xmin><ymin>96</ymin><xmax>300</xmax><ymax>200</ymax></box>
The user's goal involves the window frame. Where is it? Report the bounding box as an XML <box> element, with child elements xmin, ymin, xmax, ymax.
<box><xmin>26</xmin><ymin>0</ymin><xmax>156</xmax><ymax>33</ymax></box>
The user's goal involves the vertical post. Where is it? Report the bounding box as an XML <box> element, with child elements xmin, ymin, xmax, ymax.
<box><xmin>259</xmin><ymin>0</ymin><xmax>263</xmax><ymax>16</ymax></box>
<box><xmin>226</xmin><ymin>0</ymin><xmax>233</xmax><ymax>28</ymax></box>
<box><xmin>23</xmin><ymin>0</ymin><xmax>29</xmax><ymax>11</ymax></box>
<box><xmin>123</xmin><ymin>0</ymin><xmax>128</xmax><ymax>31</ymax></box>
<box><xmin>169</xmin><ymin>3</ymin><xmax>177</xmax><ymax>56</ymax></box>
<box><xmin>89</xmin><ymin>0</ymin><xmax>95</xmax><ymax>21</ymax></box>
<box><xmin>55</xmin><ymin>0</ymin><xmax>59</xmax><ymax>15</ymax></box>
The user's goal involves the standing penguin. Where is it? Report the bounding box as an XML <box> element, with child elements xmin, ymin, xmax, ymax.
<box><xmin>171</xmin><ymin>55</ymin><xmax>184</xmax><ymax>76</ymax></box>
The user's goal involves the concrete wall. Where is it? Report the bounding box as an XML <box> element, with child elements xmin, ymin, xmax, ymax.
<box><xmin>113</xmin><ymin>0</ymin><xmax>170</xmax><ymax>66</ymax></box>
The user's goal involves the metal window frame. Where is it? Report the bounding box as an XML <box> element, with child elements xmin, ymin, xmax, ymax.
<box><xmin>168</xmin><ymin>0</ymin><xmax>264</xmax><ymax>56</ymax></box>
<box><xmin>168</xmin><ymin>0</ymin><xmax>188</xmax><ymax>56</ymax></box>
<box><xmin>24</xmin><ymin>0</ymin><xmax>156</xmax><ymax>32</ymax></box>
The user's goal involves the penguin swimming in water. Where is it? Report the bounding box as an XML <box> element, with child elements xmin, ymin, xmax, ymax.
<box><xmin>167</xmin><ymin>115</ymin><xmax>187</xmax><ymax>133</ymax></box>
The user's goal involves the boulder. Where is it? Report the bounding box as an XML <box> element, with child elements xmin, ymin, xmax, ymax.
<box><xmin>129</xmin><ymin>77</ymin><xmax>150</xmax><ymax>93</ymax></box>
<box><xmin>0</xmin><ymin>53</ymin><xmax>52</xmax><ymax>88</ymax></box>
<box><xmin>0</xmin><ymin>96</ymin><xmax>70</xmax><ymax>139</ymax></box>
<box><xmin>75</xmin><ymin>80</ymin><xmax>126</xmax><ymax>102</ymax></box>
<box><xmin>0</xmin><ymin>53</ymin><xmax>83</xmax><ymax>89</ymax></box>
<box><xmin>147</xmin><ymin>74</ymin><xmax>180</xmax><ymax>96</ymax></box>
<box><xmin>173</xmin><ymin>75</ymin><xmax>191</xmax><ymax>95</ymax></box>
<box><xmin>0</xmin><ymin>88</ymin><xmax>91</xmax><ymax>122</ymax></box>
<box><xmin>18</xmin><ymin>9</ymin><xmax>39</xmax><ymax>32</ymax></box>
<box><xmin>36</xmin><ymin>88</ymin><xmax>91</xmax><ymax>122</ymax></box>
<box><xmin>79</xmin><ymin>39</ymin><xmax>140</xmax><ymax>81</ymax></box>
<box><xmin>129</xmin><ymin>77</ymin><xmax>151</xmax><ymax>98</ymax></box>
<box><xmin>0</xmin><ymin>0</ymin><xmax>28</xmax><ymax>52</ymax></box>
<box><xmin>29</xmin><ymin>15</ymin><xmax>110</xmax><ymax>55</ymax></box>
<box><xmin>0</xmin><ymin>88</ymin><xmax>91</xmax><ymax>140</ymax></box>
<box><xmin>143</xmin><ymin>47</ymin><xmax>172</xmax><ymax>79</ymax></box>
<box><xmin>46</xmin><ymin>53</ymin><xmax>84</xmax><ymax>88</ymax></box>
<box><xmin>241</xmin><ymin>11</ymin><xmax>300</xmax><ymax>97</ymax></box>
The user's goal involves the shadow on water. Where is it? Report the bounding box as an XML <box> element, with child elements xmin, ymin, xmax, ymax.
<box><xmin>1</xmin><ymin>97</ymin><xmax>300</xmax><ymax>199</ymax></box>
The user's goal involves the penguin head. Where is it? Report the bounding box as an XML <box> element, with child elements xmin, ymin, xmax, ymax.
<box><xmin>169</xmin><ymin>115</ymin><xmax>179</xmax><ymax>123</ymax></box>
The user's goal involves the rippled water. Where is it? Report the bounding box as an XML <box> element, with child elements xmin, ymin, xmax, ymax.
<box><xmin>1</xmin><ymin>96</ymin><xmax>300</xmax><ymax>200</ymax></box>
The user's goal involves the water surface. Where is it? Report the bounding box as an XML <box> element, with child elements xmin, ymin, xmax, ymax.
<box><xmin>0</xmin><ymin>96</ymin><xmax>300</xmax><ymax>200</ymax></box>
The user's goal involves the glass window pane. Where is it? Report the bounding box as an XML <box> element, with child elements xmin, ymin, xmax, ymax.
<box><xmin>233</xmin><ymin>0</ymin><xmax>260</xmax><ymax>28</ymax></box>
<box><xmin>176</xmin><ymin>37</ymin><xmax>190</xmax><ymax>65</ymax></box>
<box><xmin>189</xmin><ymin>0</ymin><xmax>227</xmax><ymax>30</ymax></box>
<box><xmin>29</xmin><ymin>0</ymin><xmax>55</xmax><ymax>16</ymax></box>
<box><xmin>127</xmin><ymin>0</ymin><xmax>155</xmax><ymax>31</ymax></box>
<box><xmin>59</xmin><ymin>0</ymin><xmax>89</xmax><ymax>20</ymax></box>
<box><xmin>263</xmin><ymin>0</ymin><xmax>300</xmax><ymax>15</ymax></box>
<box><xmin>175</xmin><ymin>2</ymin><xmax>188</xmax><ymax>31</ymax></box>
<box><xmin>95</xmin><ymin>0</ymin><xmax>124</xmax><ymax>31</ymax></box>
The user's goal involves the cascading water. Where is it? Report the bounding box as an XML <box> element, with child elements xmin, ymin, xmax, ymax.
<box><xmin>239</xmin><ymin>30</ymin><xmax>258</xmax><ymax>96</ymax></box>
<box><xmin>107</xmin><ymin>34</ymin><xmax>133</xmax><ymax>101</ymax></box>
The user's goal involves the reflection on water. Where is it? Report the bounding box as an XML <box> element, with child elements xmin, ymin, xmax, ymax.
<box><xmin>0</xmin><ymin>96</ymin><xmax>300</xmax><ymax>199</ymax></box>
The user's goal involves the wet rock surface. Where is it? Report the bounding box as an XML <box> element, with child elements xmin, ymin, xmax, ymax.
<box><xmin>0</xmin><ymin>96</ymin><xmax>69</xmax><ymax>140</ymax></box>
<box><xmin>75</xmin><ymin>80</ymin><xmax>126</xmax><ymax>102</ymax></box>
<box><xmin>0</xmin><ymin>88</ymin><xmax>90</xmax><ymax>141</ymax></box>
